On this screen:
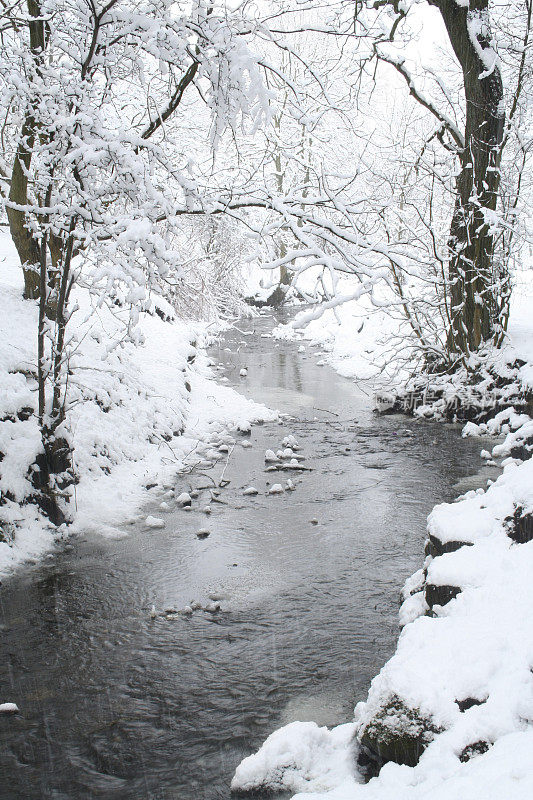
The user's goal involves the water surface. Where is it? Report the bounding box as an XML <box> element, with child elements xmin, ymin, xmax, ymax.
<box><xmin>0</xmin><ymin>312</ymin><xmax>492</xmax><ymax>799</ymax></box>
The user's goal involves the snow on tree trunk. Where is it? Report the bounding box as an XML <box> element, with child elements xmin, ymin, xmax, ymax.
<box><xmin>431</xmin><ymin>0</ymin><xmax>506</xmax><ymax>355</ymax></box>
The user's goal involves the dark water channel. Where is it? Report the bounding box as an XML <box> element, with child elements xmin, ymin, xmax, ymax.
<box><xmin>0</xmin><ymin>312</ymin><xmax>494</xmax><ymax>799</ymax></box>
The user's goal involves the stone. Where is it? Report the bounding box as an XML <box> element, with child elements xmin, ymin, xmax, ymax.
<box><xmin>0</xmin><ymin>703</ymin><xmax>19</xmax><ymax>715</ymax></box>
<box><xmin>358</xmin><ymin>694</ymin><xmax>442</xmax><ymax>779</ymax></box>
<box><xmin>459</xmin><ymin>740</ymin><xmax>490</xmax><ymax>762</ymax></box>
<box><xmin>424</xmin><ymin>534</ymin><xmax>473</xmax><ymax>558</ymax></box>
<box><xmin>456</xmin><ymin>697</ymin><xmax>486</xmax><ymax>712</ymax></box>
<box><xmin>505</xmin><ymin>506</ymin><xmax>533</xmax><ymax>544</ymax></box>
<box><xmin>282</xmin><ymin>435</ymin><xmax>299</xmax><ymax>449</ymax></box>
<box><xmin>145</xmin><ymin>515</ymin><xmax>165</xmax><ymax>529</ymax></box>
<box><xmin>425</xmin><ymin>583</ymin><xmax>461</xmax><ymax>609</ymax></box>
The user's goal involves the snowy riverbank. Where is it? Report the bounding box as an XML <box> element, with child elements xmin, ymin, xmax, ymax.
<box><xmin>233</xmin><ymin>274</ymin><xmax>533</xmax><ymax>798</ymax></box>
<box><xmin>0</xmin><ymin>232</ymin><xmax>276</xmax><ymax>576</ymax></box>
<box><xmin>232</xmin><ymin>448</ymin><xmax>533</xmax><ymax>799</ymax></box>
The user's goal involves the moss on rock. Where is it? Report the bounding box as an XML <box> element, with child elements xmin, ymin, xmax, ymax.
<box><xmin>358</xmin><ymin>694</ymin><xmax>442</xmax><ymax>779</ymax></box>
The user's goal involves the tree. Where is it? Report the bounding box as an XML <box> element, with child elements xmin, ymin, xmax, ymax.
<box><xmin>0</xmin><ymin>0</ymin><xmax>271</xmax><ymax>521</ymax></box>
<box><xmin>266</xmin><ymin>0</ymin><xmax>531</xmax><ymax>363</ymax></box>
<box><xmin>0</xmin><ymin>0</ymin><xmax>388</xmax><ymax>522</ymax></box>
<box><xmin>362</xmin><ymin>0</ymin><xmax>532</xmax><ymax>358</ymax></box>
<box><xmin>433</xmin><ymin>0</ymin><xmax>506</xmax><ymax>354</ymax></box>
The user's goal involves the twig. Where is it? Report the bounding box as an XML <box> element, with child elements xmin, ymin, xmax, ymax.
<box><xmin>217</xmin><ymin>444</ymin><xmax>235</xmax><ymax>487</ymax></box>
<box><xmin>313</xmin><ymin>406</ymin><xmax>339</xmax><ymax>417</ymax></box>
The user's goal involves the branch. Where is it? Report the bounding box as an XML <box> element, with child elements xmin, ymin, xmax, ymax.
<box><xmin>139</xmin><ymin>60</ymin><xmax>199</xmax><ymax>145</ymax></box>
<box><xmin>375</xmin><ymin>48</ymin><xmax>465</xmax><ymax>150</ymax></box>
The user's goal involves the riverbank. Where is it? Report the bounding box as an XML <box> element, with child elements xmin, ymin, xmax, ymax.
<box><xmin>0</xmin><ymin>231</ymin><xmax>276</xmax><ymax>577</ymax></box>
<box><xmin>232</xmin><ymin>276</ymin><xmax>533</xmax><ymax>798</ymax></box>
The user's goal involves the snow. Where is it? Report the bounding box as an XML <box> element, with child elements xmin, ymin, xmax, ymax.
<box><xmin>268</xmin><ymin>483</ymin><xmax>284</xmax><ymax>494</ymax></box>
<box><xmin>283</xmin><ymin>435</ymin><xmax>300</xmax><ymax>449</ymax></box>
<box><xmin>0</xmin><ymin>231</ymin><xmax>277</xmax><ymax>576</ymax></box>
<box><xmin>273</xmin><ymin>286</ymin><xmax>404</xmax><ymax>386</ymax></box>
<box><xmin>145</xmin><ymin>515</ymin><xmax>165</xmax><ymax>529</ymax></box>
<box><xmin>0</xmin><ymin>703</ymin><xmax>19</xmax><ymax>714</ymax></box>
<box><xmin>231</xmin><ymin>721</ymin><xmax>358</xmax><ymax>795</ymax></box>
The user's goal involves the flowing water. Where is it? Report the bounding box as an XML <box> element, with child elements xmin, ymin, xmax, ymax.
<box><xmin>0</xmin><ymin>312</ymin><xmax>495</xmax><ymax>799</ymax></box>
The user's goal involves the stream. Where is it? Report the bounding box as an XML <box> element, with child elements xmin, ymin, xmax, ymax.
<box><xmin>0</xmin><ymin>312</ymin><xmax>496</xmax><ymax>800</ymax></box>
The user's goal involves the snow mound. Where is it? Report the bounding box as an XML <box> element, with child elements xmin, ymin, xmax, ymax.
<box><xmin>231</xmin><ymin>721</ymin><xmax>358</xmax><ymax>796</ymax></box>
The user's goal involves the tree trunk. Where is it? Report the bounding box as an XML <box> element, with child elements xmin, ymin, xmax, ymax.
<box><xmin>430</xmin><ymin>0</ymin><xmax>505</xmax><ymax>355</ymax></box>
<box><xmin>274</xmin><ymin>142</ymin><xmax>293</xmax><ymax>289</ymax></box>
<box><xmin>6</xmin><ymin>0</ymin><xmax>47</xmax><ymax>299</ymax></box>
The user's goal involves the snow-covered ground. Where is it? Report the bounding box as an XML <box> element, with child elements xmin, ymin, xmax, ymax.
<box><xmin>273</xmin><ymin>292</ymin><xmax>402</xmax><ymax>385</ymax></box>
<box><xmin>233</xmin><ymin>268</ymin><xmax>533</xmax><ymax>799</ymax></box>
<box><xmin>0</xmin><ymin>231</ymin><xmax>276</xmax><ymax>576</ymax></box>
<box><xmin>273</xmin><ymin>266</ymin><xmax>533</xmax><ymax>392</ymax></box>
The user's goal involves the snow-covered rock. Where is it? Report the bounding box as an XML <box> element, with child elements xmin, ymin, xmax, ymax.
<box><xmin>231</xmin><ymin>721</ymin><xmax>357</xmax><ymax>796</ymax></box>
<box><xmin>0</xmin><ymin>703</ymin><xmax>19</xmax><ymax>714</ymax></box>
<box><xmin>282</xmin><ymin>435</ymin><xmax>300</xmax><ymax>450</ymax></box>
<box><xmin>268</xmin><ymin>483</ymin><xmax>284</xmax><ymax>494</ymax></box>
<box><xmin>145</xmin><ymin>515</ymin><xmax>165</xmax><ymax>529</ymax></box>
<box><xmin>243</xmin><ymin>487</ymin><xmax>259</xmax><ymax>496</ymax></box>
<box><xmin>265</xmin><ymin>449</ymin><xmax>279</xmax><ymax>462</ymax></box>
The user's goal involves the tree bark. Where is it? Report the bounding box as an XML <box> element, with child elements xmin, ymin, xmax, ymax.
<box><xmin>429</xmin><ymin>0</ymin><xmax>505</xmax><ymax>355</ymax></box>
<box><xmin>6</xmin><ymin>0</ymin><xmax>47</xmax><ymax>299</ymax></box>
